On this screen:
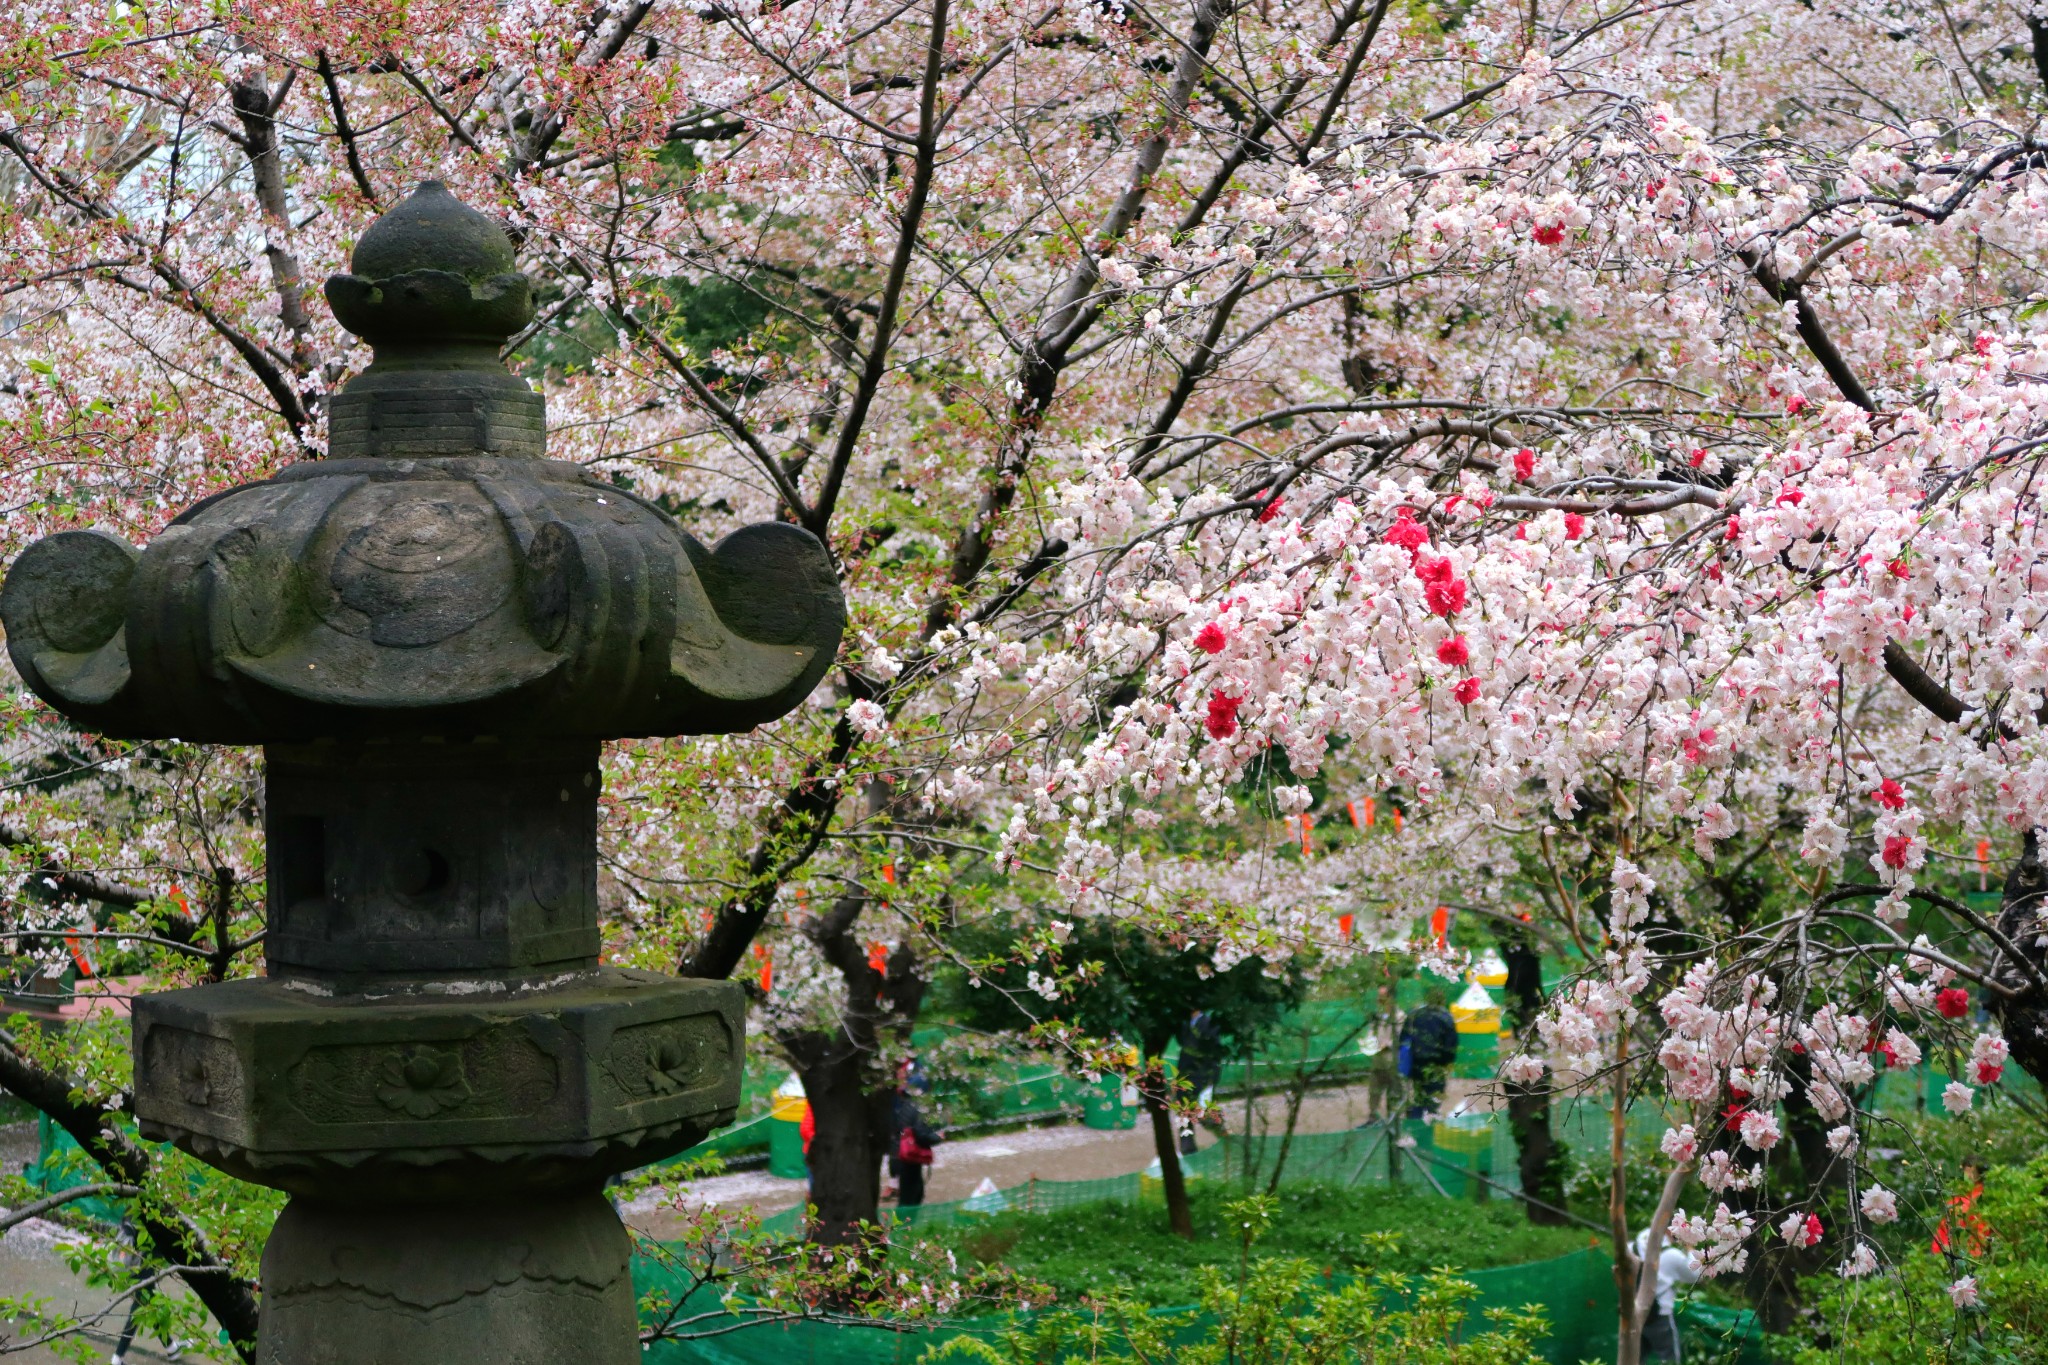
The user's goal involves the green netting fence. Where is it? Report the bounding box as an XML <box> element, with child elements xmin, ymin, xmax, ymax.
<box><xmin>689</xmin><ymin>991</ymin><xmax>1451</xmax><ymax>1163</ymax></box>
<box><xmin>637</xmin><ymin>1058</ymin><xmax>2036</xmax><ymax>1364</ymax></box>
<box><xmin>635</xmin><ymin>1246</ymin><xmax>1620</xmax><ymax>1365</ymax></box>
<box><xmin>683</xmin><ymin>971</ymin><xmax>2041</xmax><ymax>1168</ymax></box>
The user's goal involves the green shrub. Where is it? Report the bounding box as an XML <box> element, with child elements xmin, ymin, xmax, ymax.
<box><xmin>923</xmin><ymin>1180</ymin><xmax>1591</xmax><ymax>1307</ymax></box>
<box><xmin>926</xmin><ymin>1194</ymin><xmax>1549</xmax><ymax>1365</ymax></box>
<box><xmin>1785</xmin><ymin>1153</ymin><xmax>2048</xmax><ymax>1365</ymax></box>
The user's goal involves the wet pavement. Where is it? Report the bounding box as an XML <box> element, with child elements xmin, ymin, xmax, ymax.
<box><xmin>624</xmin><ymin>1076</ymin><xmax>1489</xmax><ymax>1236</ymax></box>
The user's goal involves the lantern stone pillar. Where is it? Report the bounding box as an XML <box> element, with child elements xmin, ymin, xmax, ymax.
<box><xmin>1</xmin><ymin>182</ymin><xmax>845</xmax><ymax>1364</ymax></box>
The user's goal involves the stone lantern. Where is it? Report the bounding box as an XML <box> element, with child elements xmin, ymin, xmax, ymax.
<box><xmin>1</xmin><ymin>182</ymin><xmax>844</xmax><ymax>1363</ymax></box>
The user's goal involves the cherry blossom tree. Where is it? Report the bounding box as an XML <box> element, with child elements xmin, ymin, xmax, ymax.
<box><xmin>6</xmin><ymin>1</ymin><xmax>2048</xmax><ymax>1361</ymax></box>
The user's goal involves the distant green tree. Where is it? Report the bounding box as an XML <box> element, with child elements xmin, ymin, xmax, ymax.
<box><xmin>957</xmin><ymin>917</ymin><xmax>1304</xmax><ymax>1238</ymax></box>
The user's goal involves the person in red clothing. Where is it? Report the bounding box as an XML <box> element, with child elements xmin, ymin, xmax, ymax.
<box><xmin>1931</xmin><ymin>1157</ymin><xmax>1989</xmax><ymax>1258</ymax></box>
<box><xmin>799</xmin><ymin>1100</ymin><xmax>816</xmax><ymax>1201</ymax></box>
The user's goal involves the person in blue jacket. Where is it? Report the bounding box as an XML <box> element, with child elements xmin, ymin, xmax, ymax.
<box><xmin>1398</xmin><ymin>986</ymin><xmax>1459</xmax><ymax>1118</ymax></box>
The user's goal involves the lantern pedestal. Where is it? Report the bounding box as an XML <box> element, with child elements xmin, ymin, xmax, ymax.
<box><xmin>257</xmin><ymin>1193</ymin><xmax>637</xmax><ymax>1365</ymax></box>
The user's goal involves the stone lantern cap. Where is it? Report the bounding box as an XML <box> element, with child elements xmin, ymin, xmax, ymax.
<box><xmin>1</xmin><ymin>181</ymin><xmax>845</xmax><ymax>745</ymax></box>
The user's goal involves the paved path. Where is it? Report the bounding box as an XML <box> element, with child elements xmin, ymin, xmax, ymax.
<box><xmin>1</xmin><ymin>1122</ymin><xmax>190</xmax><ymax>1364</ymax></box>
<box><xmin>625</xmin><ymin>1076</ymin><xmax>1492</xmax><ymax>1236</ymax></box>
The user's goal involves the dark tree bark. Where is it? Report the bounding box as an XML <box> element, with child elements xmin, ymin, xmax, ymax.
<box><xmin>773</xmin><ymin>894</ymin><xmax>926</xmax><ymax>1247</ymax></box>
<box><xmin>786</xmin><ymin>1039</ymin><xmax>896</xmax><ymax>1248</ymax></box>
<box><xmin>1500</xmin><ymin>936</ymin><xmax>1571</xmax><ymax>1224</ymax></box>
<box><xmin>1138</xmin><ymin>1061</ymin><xmax>1196</xmax><ymax>1239</ymax></box>
<box><xmin>1989</xmin><ymin>830</ymin><xmax>2048</xmax><ymax>1085</ymax></box>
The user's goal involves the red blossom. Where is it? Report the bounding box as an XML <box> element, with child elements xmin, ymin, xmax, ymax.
<box><xmin>1436</xmin><ymin>636</ymin><xmax>1470</xmax><ymax>667</ymax></box>
<box><xmin>1881</xmin><ymin>835</ymin><xmax>1913</xmax><ymax>870</ymax></box>
<box><xmin>1803</xmin><ymin>1214</ymin><xmax>1824</xmax><ymax>1246</ymax></box>
<box><xmin>1257</xmin><ymin>496</ymin><xmax>1285</xmax><ymax>523</ymax></box>
<box><xmin>1688</xmin><ymin>448</ymin><xmax>1707</xmax><ymax>468</ymax></box>
<box><xmin>1975</xmin><ymin>332</ymin><xmax>1994</xmax><ymax>357</ymax></box>
<box><xmin>1383</xmin><ymin>509</ymin><xmax>1430</xmax><ymax>552</ymax></box>
<box><xmin>1452</xmin><ymin>677</ymin><xmax>1481</xmax><ymax>705</ymax></box>
<box><xmin>1415</xmin><ymin>554</ymin><xmax>1455</xmax><ymax>586</ymax></box>
<box><xmin>1193</xmin><ymin>622</ymin><xmax>1229</xmax><ymax>655</ymax></box>
<box><xmin>1563</xmin><ymin>512</ymin><xmax>1586</xmax><ymax>540</ymax></box>
<box><xmin>1682</xmin><ymin>726</ymin><xmax>1717</xmax><ymax>764</ymax></box>
<box><xmin>1532</xmin><ymin>223</ymin><xmax>1565</xmax><ymax>245</ymax></box>
<box><xmin>1205</xmin><ymin>691</ymin><xmax>1243</xmax><ymax>740</ymax></box>
<box><xmin>1725</xmin><ymin>516</ymin><xmax>1742</xmax><ymax>540</ymax></box>
<box><xmin>1776</xmin><ymin>488</ymin><xmax>1804</xmax><ymax>507</ymax></box>
<box><xmin>1786</xmin><ymin>394</ymin><xmax>1810</xmax><ymax>415</ymax></box>
<box><xmin>1644</xmin><ymin>178</ymin><xmax>1667</xmax><ymax>200</ymax></box>
<box><xmin>1935</xmin><ymin>987</ymin><xmax>1970</xmax><ymax>1019</ymax></box>
<box><xmin>1513</xmin><ymin>447</ymin><xmax>1536</xmax><ymax>481</ymax></box>
<box><xmin>1871</xmin><ymin>778</ymin><xmax>1906</xmax><ymax>811</ymax></box>
<box><xmin>1887</xmin><ymin>557</ymin><xmax>1910</xmax><ymax>579</ymax></box>
<box><xmin>1974</xmin><ymin>1061</ymin><xmax>2004</xmax><ymax>1085</ymax></box>
<box><xmin>1706</xmin><ymin>560</ymin><xmax>1724</xmax><ymax>582</ymax></box>
<box><xmin>1424</xmin><ymin>578</ymin><xmax>1468</xmax><ymax>617</ymax></box>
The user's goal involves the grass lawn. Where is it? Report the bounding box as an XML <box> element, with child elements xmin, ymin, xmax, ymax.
<box><xmin>921</xmin><ymin>1180</ymin><xmax>1597</xmax><ymax>1305</ymax></box>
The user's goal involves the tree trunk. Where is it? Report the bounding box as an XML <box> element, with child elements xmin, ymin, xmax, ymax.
<box><xmin>1141</xmin><ymin>1065</ymin><xmax>1196</xmax><ymax>1238</ymax></box>
<box><xmin>790</xmin><ymin>1043</ymin><xmax>895</xmax><ymax>1247</ymax></box>
<box><xmin>1618</xmin><ymin>1167</ymin><xmax>1689</xmax><ymax>1365</ymax></box>
<box><xmin>1506</xmin><ymin>1082</ymin><xmax>1570</xmax><ymax>1223</ymax></box>
<box><xmin>773</xmin><ymin>894</ymin><xmax>926</xmax><ymax>1248</ymax></box>
<box><xmin>1500</xmin><ymin>936</ymin><xmax>1571</xmax><ymax>1224</ymax></box>
<box><xmin>1609</xmin><ymin>1034</ymin><xmax>1644</xmax><ymax>1365</ymax></box>
<box><xmin>1990</xmin><ymin>830</ymin><xmax>2048</xmax><ymax>1087</ymax></box>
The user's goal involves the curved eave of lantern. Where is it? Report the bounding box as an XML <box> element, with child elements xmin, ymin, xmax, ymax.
<box><xmin>3</xmin><ymin>459</ymin><xmax>842</xmax><ymax>744</ymax></box>
<box><xmin>2</xmin><ymin>179</ymin><xmax>846</xmax><ymax>745</ymax></box>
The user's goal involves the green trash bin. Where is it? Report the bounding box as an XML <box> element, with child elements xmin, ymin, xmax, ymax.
<box><xmin>1450</xmin><ymin>983</ymin><xmax>1501</xmax><ymax>1080</ymax></box>
<box><xmin>1081</xmin><ymin>1072</ymin><xmax>1138</xmax><ymax>1130</ymax></box>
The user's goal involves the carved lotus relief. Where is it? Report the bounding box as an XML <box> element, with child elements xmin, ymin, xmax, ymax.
<box><xmin>646</xmin><ymin>1037</ymin><xmax>700</xmax><ymax>1096</ymax></box>
<box><xmin>375</xmin><ymin>1046</ymin><xmax>470</xmax><ymax>1118</ymax></box>
<box><xmin>178</xmin><ymin>1055</ymin><xmax>213</xmax><ymax>1107</ymax></box>
<box><xmin>288</xmin><ymin>1027</ymin><xmax>557</xmax><ymax>1128</ymax></box>
<box><xmin>604</xmin><ymin>1015</ymin><xmax>730</xmax><ymax>1105</ymax></box>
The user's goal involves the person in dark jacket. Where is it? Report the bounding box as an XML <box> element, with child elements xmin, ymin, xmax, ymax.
<box><xmin>1174</xmin><ymin>1009</ymin><xmax>1227</xmax><ymax>1154</ymax></box>
<box><xmin>1398</xmin><ymin>986</ymin><xmax>1459</xmax><ymax>1118</ymax></box>
<box><xmin>889</xmin><ymin>1077</ymin><xmax>943</xmax><ymax>1207</ymax></box>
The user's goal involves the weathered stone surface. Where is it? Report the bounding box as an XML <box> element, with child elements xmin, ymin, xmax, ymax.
<box><xmin>262</xmin><ymin>740</ymin><xmax>601</xmax><ymax>985</ymax></box>
<box><xmin>135</xmin><ymin>970</ymin><xmax>740</xmax><ymax>1198</ymax></box>
<box><xmin>258</xmin><ymin>1193</ymin><xmax>637</xmax><ymax>1365</ymax></box>
<box><xmin>2</xmin><ymin>457</ymin><xmax>841</xmax><ymax>742</ymax></box>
